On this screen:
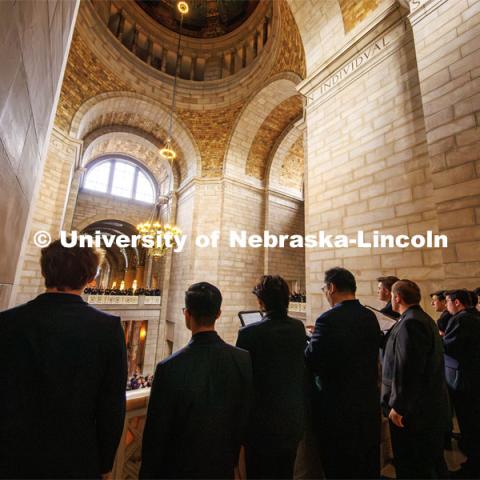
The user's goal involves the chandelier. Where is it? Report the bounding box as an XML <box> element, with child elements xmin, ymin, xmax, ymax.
<box><xmin>160</xmin><ymin>1</ymin><xmax>189</xmax><ymax>161</ymax></box>
<box><xmin>137</xmin><ymin>195</ymin><xmax>182</xmax><ymax>257</ymax></box>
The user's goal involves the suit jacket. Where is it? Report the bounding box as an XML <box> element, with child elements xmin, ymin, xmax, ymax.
<box><xmin>381</xmin><ymin>301</ymin><xmax>400</xmax><ymax>320</ymax></box>
<box><xmin>381</xmin><ymin>305</ymin><xmax>449</xmax><ymax>432</ymax></box>
<box><xmin>305</xmin><ymin>300</ymin><xmax>381</xmax><ymax>444</ymax></box>
<box><xmin>443</xmin><ymin>308</ymin><xmax>480</xmax><ymax>392</ymax></box>
<box><xmin>140</xmin><ymin>331</ymin><xmax>253</xmax><ymax>479</ymax></box>
<box><xmin>437</xmin><ymin>309</ymin><xmax>452</xmax><ymax>333</ymax></box>
<box><xmin>0</xmin><ymin>293</ymin><xmax>127</xmax><ymax>478</ymax></box>
<box><xmin>236</xmin><ymin>311</ymin><xmax>307</xmax><ymax>451</ymax></box>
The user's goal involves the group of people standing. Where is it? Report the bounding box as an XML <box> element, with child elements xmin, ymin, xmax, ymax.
<box><xmin>0</xmin><ymin>240</ymin><xmax>479</xmax><ymax>480</ymax></box>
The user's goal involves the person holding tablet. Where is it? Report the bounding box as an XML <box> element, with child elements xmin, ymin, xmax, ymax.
<box><xmin>236</xmin><ymin>275</ymin><xmax>307</xmax><ymax>479</ymax></box>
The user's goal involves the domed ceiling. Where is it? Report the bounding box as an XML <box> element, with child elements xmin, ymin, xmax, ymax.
<box><xmin>137</xmin><ymin>0</ymin><xmax>260</xmax><ymax>38</ymax></box>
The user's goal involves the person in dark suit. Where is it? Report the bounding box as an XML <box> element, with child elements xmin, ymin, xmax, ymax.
<box><xmin>0</xmin><ymin>240</ymin><xmax>127</xmax><ymax>479</ymax></box>
<box><xmin>382</xmin><ymin>280</ymin><xmax>449</xmax><ymax>479</ymax></box>
<box><xmin>443</xmin><ymin>289</ymin><xmax>480</xmax><ymax>478</ymax></box>
<box><xmin>377</xmin><ymin>276</ymin><xmax>401</xmax><ymax>319</ymax></box>
<box><xmin>430</xmin><ymin>290</ymin><xmax>454</xmax><ymax>454</ymax></box>
<box><xmin>305</xmin><ymin>267</ymin><xmax>381</xmax><ymax>479</ymax></box>
<box><xmin>140</xmin><ymin>282</ymin><xmax>253</xmax><ymax>479</ymax></box>
<box><xmin>236</xmin><ymin>275</ymin><xmax>307</xmax><ymax>479</ymax></box>
<box><xmin>468</xmin><ymin>290</ymin><xmax>480</xmax><ymax>317</ymax></box>
<box><xmin>474</xmin><ymin>288</ymin><xmax>480</xmax><ymax>313</ymax></box>
<box><xmin>430</xmin><ymin>290</ymin><xmax>451</xmax><ymax>335</ymax></box>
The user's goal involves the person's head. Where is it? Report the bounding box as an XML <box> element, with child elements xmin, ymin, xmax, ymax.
<box><xmin>474</xmin><ymin>288</ymin><xmax>480</xmax><ymax>312</ymax></box>
<box><xmin>183</xmin><ymin>282</ymin><xmax>222</xmax><ymax>333</ymax></box>
<box><xmin>322</xmin><ymin>267</ymin><xmax>356</xmax><ymax>307</ymax></box>
<box><xmin>377</xmin><ymin>276</ymin><xmax>400</xmax><ymax>302</ymax></box>
<box><xmin>252</xmin><ymin>275</ymin><xmax>290</xmax><ymax>313</ymax></box>
<box><xmin>430</xmin><ymin>290</ymin><xmax>446</xmax><ymax>313</ymax></box>
<box><xmin>445</xmin><ymin>289</ymin><xmax>471</xmax><ymax>315</ymax></box>
<box><xmin>40</xmin><ymin>239</ymin><xmax>100</xmax><ymax>293</ymax></box>
<box><xmin>391</xmin><ymin>280</ymin><xmax>421</xmax><ymax>314</ymax></box>
<box><xmin>469</xmin><ymin>290</ymin><xmax>478</xmax><ymax>310</ymax></box>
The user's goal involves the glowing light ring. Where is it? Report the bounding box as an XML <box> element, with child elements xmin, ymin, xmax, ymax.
<box><xmin>177</xmin><ymin>1</ymin><xmax>189</xmax><ymax>14</ymax></box>
<box><xmin>160</xmin><ymin>147</ymin><xmax>176</xmax><ymax>160</ymax></box>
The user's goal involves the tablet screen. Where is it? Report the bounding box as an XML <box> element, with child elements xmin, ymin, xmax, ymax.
<box><xmin>238</xmin><ymin>311</ymin><xmax>263</xmax><ymax>326</ymax></box>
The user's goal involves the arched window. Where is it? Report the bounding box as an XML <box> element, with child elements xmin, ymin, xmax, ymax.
<box><xmin>83</xmin><ymin>158</ymin><xmax>156</xmax><ymax>204</ymax></box>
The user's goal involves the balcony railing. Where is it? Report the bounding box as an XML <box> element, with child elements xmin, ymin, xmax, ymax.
<box><xmin>111</xmin><ymin>389</ymin><xmax>393</xmax><ymax>479</ymax></box>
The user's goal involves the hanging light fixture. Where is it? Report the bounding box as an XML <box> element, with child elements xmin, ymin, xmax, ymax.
<box><xmin>137</xmin><ymin>194</ymin><xmax>182</xmax><ymax>258</ymax></box>
<box><xmin>160</xmin><ymin>1</ymin><xmax>189</xmax><ymax>161</ymax></box>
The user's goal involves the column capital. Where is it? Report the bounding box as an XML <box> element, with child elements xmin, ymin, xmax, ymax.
<box><xmin>401</xmin><ymin>0</ymin><xmax>450</xmax><ymax>25</ymax></box>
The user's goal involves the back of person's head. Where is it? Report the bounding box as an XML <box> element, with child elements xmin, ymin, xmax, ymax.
<box><xmin>40</xmin><ymin>239</ymin><xmax>100</xmax><ymax>291</ymax></box>
<box><xmin>325</xmin><ymin>267</ymin><xmax>356</xmax><ymax>293</ymax></box>
<box><xmin>469</xmin><ymin>290</ymin><xmax>478</xmax><ymax>307</ymax></box>
<box><xmin>184</xmin><ymin>282</ymin><xmax>222</xmax><ymax>326</ymax></box>
<box><xmin>252</xmin><ymin>275</ymin><xmax>290</xmax><ymax>313</ymax></box>
<box><xmin>430</xmin><ymin>290</ymin><xmax>446</xmax><ymax>301</ymax></box>
<box><xmin>377</xmin><ymin>276</ymin><xmax>399</xmax><ymax>292</ymax></box>
<box><xmin>445</xmin><ymin>289</ymin><xmax>472</xmax><ymax>307</ymax></box>
<box><xmin>392</xmin><ymin>280</ymin><xmax>421</xmax><ymax>305</ymax></box>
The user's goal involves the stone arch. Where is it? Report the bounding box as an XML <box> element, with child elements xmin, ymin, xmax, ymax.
<box><xmin>266</xmin><ymin>120</ymin><xmax>305</xmax><ymax>199</ymax></box>
<box><xmin>70</xmin><ymin>92</ymin><xmax>202</xmax><ymax>184</ymax></box>
<box><xmin>74</xmin><ymin>215</ymin><xmax>146</xmax><ymax>234</ymax></box>
<box><xmin>82</xmin><ymin>128</ymin><xmax>180</xmax><ymax>191</ymax></box>
<box><xmin>223</xmin><ymin>73</ymin><xmax>302</xmax><ymax>186</ymax></box>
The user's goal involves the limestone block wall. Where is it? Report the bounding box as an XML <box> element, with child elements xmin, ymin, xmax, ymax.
<box><xmin>165</xmin><ymin>184</ymin><xmax>196</xmax><ymax>350</ymax></box>
<box><xmin>300</xmin><ymin>15</ymin><xmax>443</xmax><ymax>321</ymax></box>
<box><xmin>409</xmin><ymin>0</ymin><xmax>480</xmax><ymax>289</ymax></box>
<box><xmin>160</xmin><ymin>179</ymin><xmax>268</xmax><ymax>350</ymax></box>
<box><xmin>266</xmin><ymin>194</ymin><xmax>305</xmax><ymax>288</ymax></box>
<box><xmin>72</xmin><ymin>191</ymin><xmax>153</xmax><ymax>231</ymax></box>
<box><xmin>0</xmin><ymin>0</ymin><xmax>78</xmax><ymax>309</ymax></box>
<box><xmin>216</xmin><ymin>181</ymin><xmax>266</xmax><ymax>344</ymax></box>
<box><xmin>12</xmin><ymin>129</ymin><xmax>82</xmax><ymax>306</ymax></box>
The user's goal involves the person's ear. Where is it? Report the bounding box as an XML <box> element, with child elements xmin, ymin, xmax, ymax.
<box><xmin>215</xmin><ymin>309</ymin><xmax>222</xmax><ymax>320</ymax></box>
<box><xmin>184</xmin><ymin>309</ymin><xmax>192</xmax><ymax>331</ymax></box>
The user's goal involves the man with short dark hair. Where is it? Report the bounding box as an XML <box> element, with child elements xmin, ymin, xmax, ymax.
<box><xmin>140</xmin><ymin>282</ymin><xmax>253</xmax><ymax>479</ymax></box>
<box><xmin>0</xmin><ymin>240</ymin><xmax>127</xmax><ymax>478</ymax></box>
<box><xmin>236</xmin><ymin>275</ymin><xmax>307</xmax><ymax>479</ymax></box>
<box><xmin>382</xmin><ymin>280</ymin><xmax>449</xmax><ymax>479</ymax></box>
<box><xmin>443</xmin><ymin>289</ymin><xmax>480</xmax><ymax>478</ymax></box>
<box><xmin>430</xmin><ymin>290</ymin><xmax>451</xmax><ymax>334</ymax></box>
<box><xmin>305</xmin><ymin>267</ymin><xmax>381</xmax><ymax>479</ymax></box>
<box><xmin>377</xmin><ymin>275</ymin><xmax>400</xmax><ymax>319</ymax></box>
<box><xmin>474</xmin><ymin>288</ymin><xmax>480</xmax><ymax>313</ymax></box>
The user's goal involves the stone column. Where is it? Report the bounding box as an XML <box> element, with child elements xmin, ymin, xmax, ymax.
<box><xmin>11</xmin><ymin>128</ymin><xmax>83</xmax><ymax>306</ymax></box>
<box><xmin>124</xmin><ymin>268</ymin><xmax>136</xmax><ymax>289</ymax></box>
<box><xmin>407</xmin><ymin>0</ymin><xmax>480</xmax><ymax>288</ymax></box>
<box><xmin>63</xmin><ymin>166</ymin><xmax>85</xmax><ymax>232</ymax></box>
<box><xmin>0</xmin><ymin>1</ymin><xmax>79</xmax><ymax>309</ymax></box>
<box><xmin>135</xmin><ymin>265</ymin><xmax>145</xmax><ymax>288</ymax></box>
<box><xmin>297</xmin><ymin>3</ymin><xmax>444</xmax><ymax>320</ymax></box>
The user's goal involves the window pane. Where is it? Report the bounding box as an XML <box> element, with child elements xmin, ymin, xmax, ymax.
<box><xmin>135</xmin><ymin>171</ymin><xmax>155</xmax><ymax>203</ymax></box>
<box><xmin>111</xmin><ymin>161</ymin><xmax>135</xmax><ymax>198</ymax></box>
<box><xmin>84</xmin><ymin>162</ymin><xmax>111</xmax><ymax>193</ymax></box>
